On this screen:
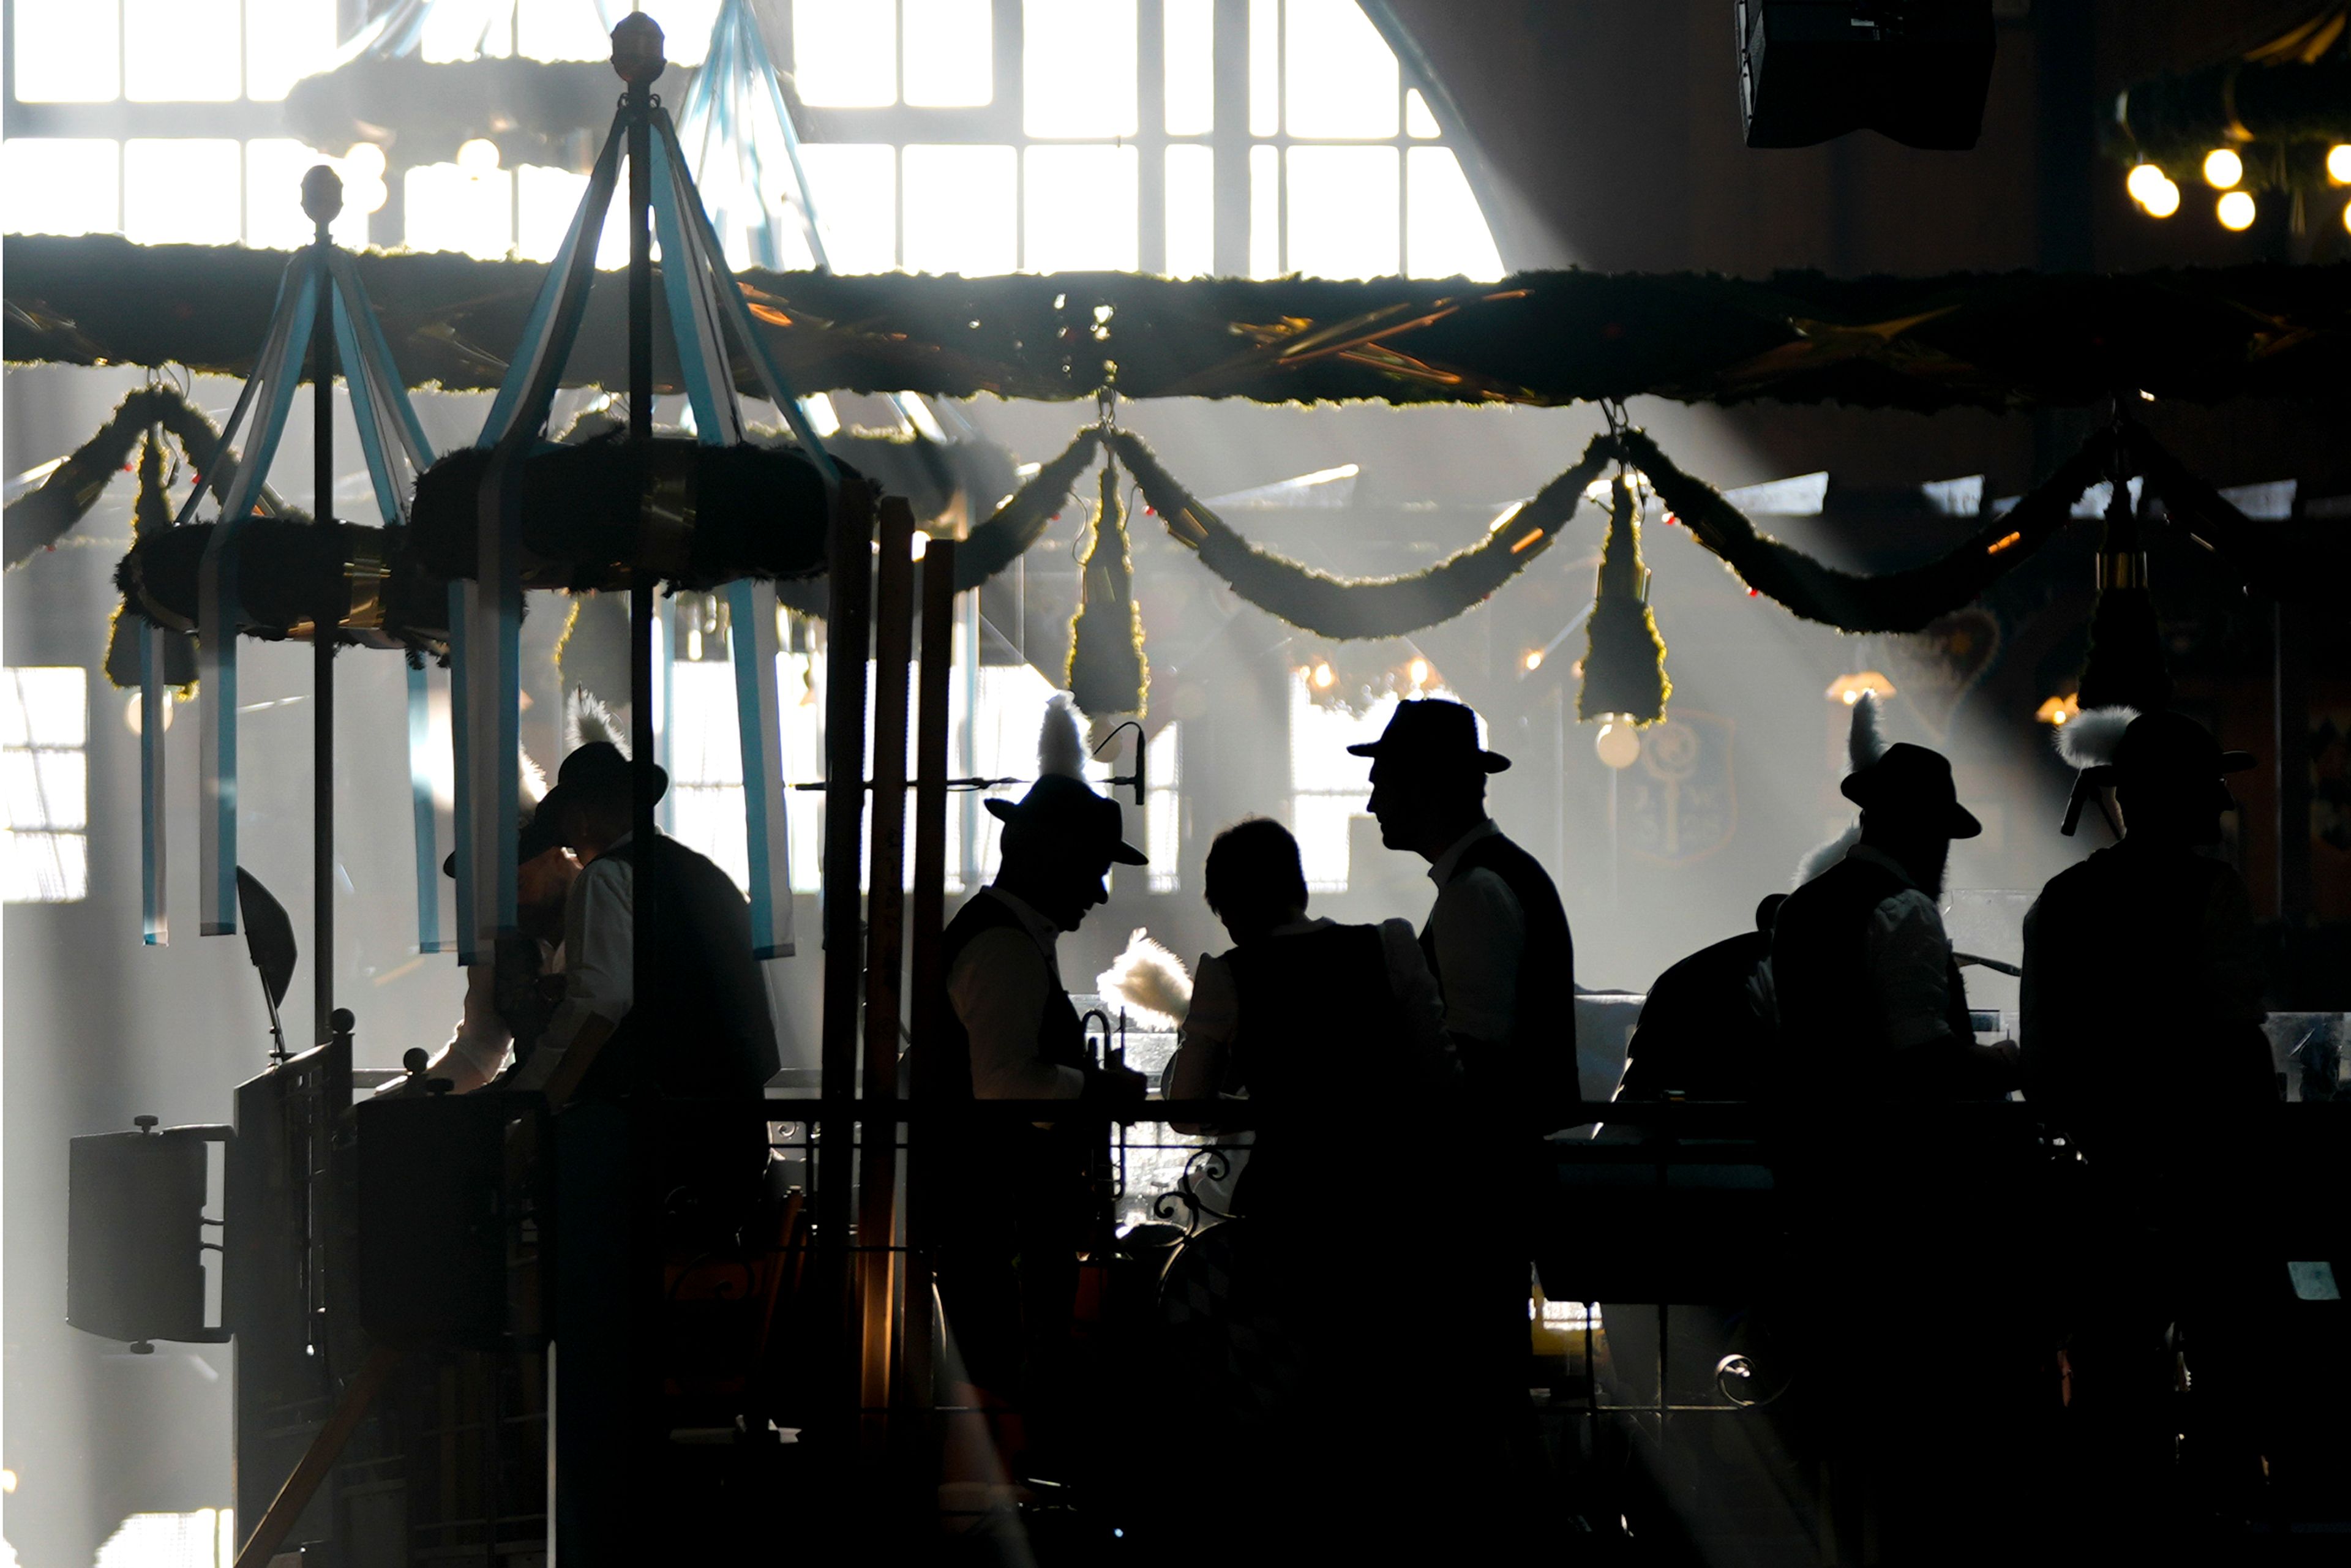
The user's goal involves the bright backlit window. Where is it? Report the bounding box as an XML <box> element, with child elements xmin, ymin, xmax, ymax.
<box><xmin>1289</xmin><ymin>673</ymin><xmax>1466</xmax><ymax>893</ymax></box>
<box><xmin>3</xmin><ymin>667</ymin><xmax>92</xmax><ymax>904</ymax></box>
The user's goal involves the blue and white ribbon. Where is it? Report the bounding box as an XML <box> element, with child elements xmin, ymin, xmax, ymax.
<box><xmin>139</xmin><ymin>625</ymin><xmax>170</xmax><ymax>947</ymax></box>
<box><xmin>194</xmin><ymin>253</ymin><xmax>320</xmax><ymax>936</ymax></box>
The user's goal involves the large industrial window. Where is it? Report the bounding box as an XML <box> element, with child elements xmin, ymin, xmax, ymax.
<box><xmin>2</xmin><ymin>667</ymin><xmax>92</xmax><ymax>904</ymax></box>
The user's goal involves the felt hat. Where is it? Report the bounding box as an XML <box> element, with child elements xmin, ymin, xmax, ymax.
<box><xmin>532</xmin><ymin>740</ymin><xmax>666</xmax><ymax>830</ymax></box>
<box><xmin>984</xmin><ymin>773</ymin><xmax>1149</xmax><ymax>865</ymax></box>
<box><xmin>1346</xmin><ymin>699</ymin><xmax>1512</xmax><ymax>774</ymax></box>
<box><xmin>441</xmin><ymin>805</ymin><xmax>563</xmax><ymax>879</ymax></box>
<box><xmin>1840</xmin><ymin>742</ymin><xmax>1982</xmax><ymax>839</ymax></box>
<box><xmin>2101</xmin><ymin>710</ymin><xmax>2254</xmax><ymax>787</ymax></box>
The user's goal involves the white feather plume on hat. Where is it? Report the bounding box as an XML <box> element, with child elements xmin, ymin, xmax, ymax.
<box><xmin>564</xmin><ymin>688</ymin><xmax>628</xmax><ymax>757</ymax></box>
<box><xmin>1039</xmin><ymin>691</ymin><xmax>1087</xmax><ymax>781</ymax></box>
<box><xmin>2057</xmin><ymin>705</ymin><xmax>2137</xmax><ymax>770</ymax></box>
<box><xmin>1095</xmin><ymin>928</ymin><xmax>1193</xmax><ymax>1030</ymax></box>
<box><xmin>1794</xmin><ymin>692</ymin><xmax>1889</xmax><ymax>886</ymax></box>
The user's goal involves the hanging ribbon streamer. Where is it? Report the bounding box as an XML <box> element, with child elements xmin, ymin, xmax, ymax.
<box><xmin>727</xmin><ymin>580</ymin><xmax>795</xmax><ymax>958</ymax></box>
<box><xmin>1113</xmin><ymin>428</ymin><xmax>1618</xmax><ymax>641</ymax></box>
<box><xmin>140</xmin><ymin>626</ymin><xmax>171</xmax><ymax>947</ymax></box>
<box><xmin>1065</xmin><ymin>445</ymin><xmax>1149</xmax><ymax>720</ymax></box>
<box><xmin>195</xmin><ymin>253</ymin><xmax>321</xmax><ymax>935</ymax></box>
<box><xmin>406</xmin><ymin>660</ymin><xmax>445</xmax><ymax>952</ymax></box>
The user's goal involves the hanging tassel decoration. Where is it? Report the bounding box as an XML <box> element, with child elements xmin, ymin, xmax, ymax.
<box><xmin>2074</xmin><ymin>462</ymin><xmax>2171</xmax><ymax>716</ymax></box>
<box><xmin>105</xmin><ymin>431</ymin><xmax>201</xmax><ymax>689</ymax></box>
<box><xmin>1578</xmin><ymin>474</ymin><xmax>1671</xmax><ymax>725</ymax></box>
<box><xmin>1065</xmin><ymin>452</ymin><xmax>1149</xmax><ymax>721</ymax></box>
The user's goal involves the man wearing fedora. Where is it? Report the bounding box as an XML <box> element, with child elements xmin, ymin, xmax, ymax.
<box><xmin>1770</xmin><ymin>741</ymin><xmax>2015</xmax><ymax>1102</ymax></box>
<box><xmin>917</xmin><ymin>700</ymin><xmax>1149</xmax><ymax>1468</ymax></box>
<box><xmin>2021</xmin><ymin>711</ymin><xmax>2274</xmax><ymax>1534</ymax></box>
<box><xmin>1354</xmin><ymin>697</ymin><xmax>1576</xmax><ymax>1496</ymax></box>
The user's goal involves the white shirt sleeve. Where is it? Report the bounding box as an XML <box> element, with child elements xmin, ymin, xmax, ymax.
<box><xmin>948</xmin><ymin>926</ymin><xmax>1087</xmax><ymax>1101</ymax></box>
<box><xmin>1164</xmin><ymin>951</ymin><xmax>1238</xmax><ymax>1113</ymax></box>
<box><xmin>442</xmin><ymin>962</ymin><xmax>514</xmax><ymax>1087</ymax></box>
<box><xmin>1378</xmin><ymin>918</ymin><xmax>1451</xmax><ymax>1068</ymax></box>
<box><xmin>1865</xmin><ymin>888</ymin><xmax>1957</xmax><ymax>1051</ymax></box>
<box><xmin>1430</xmin><ymin>866</ymin><xmax>1525</xmax><ymax>1046</ymax></box>
<box><xmin>542</xmin><ymin>853</ymin><xmax>632</xmax><ymax>1054</ymax></box>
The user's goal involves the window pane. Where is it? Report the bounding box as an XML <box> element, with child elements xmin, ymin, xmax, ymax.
<box><xmin>421</xmin><ymin>0</ymin><xmax>510</xmax><ymax>62</ymax></box>
<box><xmin>1290</xmin><ymin>793</ymin><xmax>1361</xmax><ymax>892</ymax></box>
<box><xmin>2</xmin><ymin>751</ymin><xmax>88</xmax><ymax>831</ymax></box>
<box><xmin>640</xmin><ymin>0</ymin><xmax>721</xmax><ymax>66</ymax></box>
<box><xmin>1023</xmin><ymin>0</ymin><xmax>1136</xmax><ymax>139</ymax></box>
<box><xmin>1024</xmin><ymin>144</ymin><xmax>1136</xmax><ymax>272</ymax></box>
<box><xmin>1164</xmin><ymin>0</ymin><xmax>1213</xmax><ymax>135</ymax></box>
<box><xmin>1249</xmin><ymin>142</ymin><xmax>1280</xmax><ymax>279</ymax></box>
<box><xmin>793</xmin><ymin>0</ymin><xmax>896</xmax><ymax>107</ymax></box>
<box><xmin>246</xmin><ymin>0</ymin><xmax>339</xmax><ymax>101</ymax></box>
<box><xmin>517</xmin><ymin>164</ymin><xmax>630</xmax><ymax>267</ymax></box>
<box><xmin>669</xmin><ymin>662</ymin><xmax>743</xmax><ymax>787</ymax></box>
<box><xmin>1146</xmin><ymin>721</ymin><xmax>1181</xmax><ymax>891</ymax></box>
<box><xmin>517</xmin><ymin>0</ymin><xmax>610</xmax><ymax>61</ymax></box>
<box><xmin>405</xmin><ymin>162</ymin><xmax>516</xmax><ymax>260</ymax></box>
<box><xmin>246</xmin><ymin>140</ymin><xmax>370</xmax><ymax>248</ymax></box>
<box><xmin>798</xmin><ymin>143</ymin><xmax>898</xmax><ymax>274</ymax></box>
<box><xmin>126</xmin><ymin>0</ymin><xmax>242</xmax><ymax>101</ymax></box>
<box><xmin>902</xmin><ymin>144</ymin><xmax>1014</xmax><ymax>275</ymax></box>
<box><xmin>1283</xmin><ymin>0</ymin><xmax>1398</xmax><ymax>138</ymax></box>
<box><xmin>1406</xmin><ymin>146</ymin><xmax>1503</xmax><ymax>280</ymax></box>
<box><xmin>1</xmin><ymin>669</ymin><xmax>89</xmax><ymax>748</ymax></box>
<box><xmin>125</xmin><ymin>140</ymin><xmax>243</xmax><ymax>246</ymax></box>
<box><xmin>1285</xmin><ymin>144</ymin><xmax>1397</xmax><ymax>279</ymax></box>
<box><xmin>1164</xmin><ymin>143</ymin><xmax>1213</xmax><ymax>279</ymax></box>
<box><xmin>904</xmin><ymin>0</ymin><xmax>992</xmax><ymax>107</ymax></box>
<box><xmin>1248</xmin><ymin>0</ymin><xmax>1278</xmax><ymax>137</ymax></box>
<box><xmin>2</xmin><ymin>140</ymin><xmax>121</xmax><ymax>236</ymax></box>
<box><xmin>1405</xmin><ymin>86</ymin><xmax>1441</xmax><ymax>138</ymax></box>
<box><xmin>1</xmin><ymin>831</ymin><xmax>89</xmax><ymax>903</ymax></box>
<box><xmin>12</xmin><ymin>2</ymin><xmax>122</xmax><ymax>102</ymax></box>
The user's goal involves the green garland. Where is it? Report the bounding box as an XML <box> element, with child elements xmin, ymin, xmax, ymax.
<box><xmin>1065</xmin><ymin>451</ymin><xmax>1149</xmax><ymax>719</ymax></box>
<box><xmin>1578</xmin><ymin>477</ymin><xmax>1671</xmax><ymax>724</ymax></box>
<box><xmin>1621</xmin><ymin>424</ymin><xmax>2115</xmax><ymax>634</ymax></box>
<box><xmin>3</xmin><ymin>386</ymin><xmax>275</xmax><ymax>569</ymax></box>
<box><xmin>1112</xmin><ymin>429</ymin><xmax>1618</xmax><ymax>640</ymax></box>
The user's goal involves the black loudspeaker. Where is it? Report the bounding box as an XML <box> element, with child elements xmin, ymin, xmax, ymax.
<box><xmin>356</xmin><ymin>1091</ymin><xmax>530</xmax><ymax>1352</ymax></box>
<box><xmin>1737</xmin><ymin>1</ymin><xmax>1997</xmax><ymax>150</ymax></box>
<box><xmin>69</xmin><ymin>1120</ymin><xmax>233</xmax><ymax>1347</ymax></box>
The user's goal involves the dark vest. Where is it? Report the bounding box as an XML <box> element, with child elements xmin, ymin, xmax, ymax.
<box><xmin>1223</xmin><ymin>923</ymin><xmax>1403</xmax><ymax>1214</ymax></box>
<box><xmin>1420</xmin><ymin>829</ymin><xmax>1579</xmax><ymax>1125</ymax></box>
<box><xmin>571</xmin><ymin>835</ymin><xmax>781</xmax><ymax>1107</ymax></box>
<box><xmin>1771</xmin><ymin>852</ymin><xmax>1974</xmax><ymax>1103</ymax></box>
<box><xmin>915</xmin><ymin>891</ymin><xmax>1092</xmax><ymax>1105</ymax></box>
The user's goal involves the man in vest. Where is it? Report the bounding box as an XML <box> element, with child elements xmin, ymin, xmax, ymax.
<box><xmin>2020</xmin><ymin>710</ymin><xmax>2272</xmax><ymax>1539</ymax></box>
<box><xmin>919</xmin><ymin>706</ymin><xmax>1149</xmax><ymax>1464</ymax></box>
<box><xmin>1353</xmin><ymin>698</ymin><xmax>1576</xmax><ymax>1489</ymax></box>
<box><xmin>1770</xmin><ymin>741</ymin><xmax>2014</xmax><ymax>1103</ymax></box>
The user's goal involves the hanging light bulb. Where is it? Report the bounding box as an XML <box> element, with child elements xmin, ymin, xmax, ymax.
<box><xmin>2216</xmin><ymin>189</ymin><xmax>2257</xmax><ymax>231</ymax></box>
<box><xmin>2140</xmin><ymin>175</ymin><xmax>2181</xmax><ymax>217</ymax></box>
<box><xmin>2202</xmin><ymin>148</ymin><xmax>2243</xmax><ymax>189</ymax></box>
<box><xmin>2125</xmin><ymin>163</ymin><xmax>2167</xmax><ymax>206</ymax></box>
<box><xmin>456</xmin><ymin>138</ymin><xmax>501</xmax><ymax>176</ymax></box>
<box><xmin>1594</xmin><ymin>718</ymin><xmax>1640</xmax><ymax>770</ymax></box>
<box><xmin>2342</xmin><ymin>197</ymin><xmax>2351</xmax><ymax>235</ymax></box>
<box><xmin>343</xmin><ymin>142</ymin><xmax>388</xmax><ymax>179</ymax></box>
<box><xmin>2330</xmin><ymin>144</ymin><xmax>2351</xmax><ymax>184</ymax></box>
<box><xmin>1523</xmin><ymin>649</ymin><xmax>1545</xmax><ymax>672</ymax></box>
<box><xmin>1311</xmin><ymin>660</ymin><xmax>1335</xmax><ymax>691</ymax></box>
<box><xmin>1407</xmin><ymin>656</ymin><xmax>1430</xmax><ymax>689</ymax></box>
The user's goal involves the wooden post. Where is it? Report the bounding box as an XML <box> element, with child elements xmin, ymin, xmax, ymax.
<box><xmin>304</xmin><ymin>168</ymin><xmax>340</xmax><ymax>1046</ymax></box>
<box><xmin>903</xmin><ymin>538</ymin><xmax>958</xmax><ymax>1418</ymax></box>
<box><xmin>858</xmin><ymin>498</ymin><xmax>917</xmax><ymax>1449</ymax></box>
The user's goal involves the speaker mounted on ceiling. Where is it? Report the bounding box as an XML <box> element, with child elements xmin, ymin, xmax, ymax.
<box><xmin>1738</xmin><ymin>1</ymin><xmax>1998</xmax><ymax>151</ymax></box>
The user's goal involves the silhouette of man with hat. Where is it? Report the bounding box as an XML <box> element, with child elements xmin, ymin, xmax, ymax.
<box><xmin>917</xmin><ymin>697</ymin><xmax>1149</xmax><ymax>1468</ymax></box>
<box><xmin>2021</xmin><ymin>711</ymin><xmax>2276</xmax><ymax>1544</ymax></box>
<box><xmin>1771</xmin><ymin>742</ymin><xmax>2015</xmax><ymax>1101</ymax></box>
<box><xmin>1355</xmin><ymin>697</ymin><xmax>1575</xmax><ymax>1498</ymax></box>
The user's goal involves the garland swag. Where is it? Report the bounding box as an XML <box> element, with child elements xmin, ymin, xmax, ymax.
<box><xmin>4</xmin><ymin>385</ymin><xmax>278</xmax><ymax>569</ymax></box>
<box><xmin>1112</xmin><ymin>428</ymin><xmax>1619</xmax><ymax>640</ymax></box>
<box><xmin>1621</xmin><ymin>423</ymin><xmax>2116</xmax><ymax>634</ymax></box>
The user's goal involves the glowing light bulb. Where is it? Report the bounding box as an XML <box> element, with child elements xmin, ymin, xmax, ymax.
<box><xmin>456</xmin><ymin>138</ymin><xmax>501</xmax><ymax>176</ymax></box>
<box><xmin>2202</xmin><ymin>148</ymin><xmax>2243</xmax><ymax>189</ymax></box>
<box><xmin>1311</xmin><ymin>661</ymin><xmax>1335</xmax><ymax>691</ymax></box>
<box><xmin>2216</xmin><ymin>190</ymin><xmax>2257</xmax><ymax>231</ymax></box>
<box><xmin>2125</xmin><ymin>163</ymin><xmax>2167</xmax><ymax>205</ymax></box>
<box><xmin>1408</xmin><ymin>656</ymin><xmax>1430</xmax><ymax>688</ymax></box>
<box><xmin>1594</xmin><ymin>720</ymin><xmax>1640</xmax><ymax>771</ymax></box>
<box><xmin>1523</xmin><ymin>649</ymin><xmax>1544</xmax><ymax>672</ymax></box>
<box><xmin>2342</xmin><ymin>198</ymin><xmax>2351</xmax><ymax>235</ymax></box>
<box><xmin>123</xmin><ymin>691</ymin><xmax>174</xmax><ymax>735</ymax></box>
<box><xmin>2331</xmin><ymin>144</ymin><xmax>2351</xmax><ymax>185</ymax></box>
<box><xmin>2142</xmin><ymin>176</ymin><xmax>2181</xmax><ymax>218</ymax></box>
<box><xmin>343</xmin><ymin>142</ymin><xmax>388</xmax><ymax>179</ymax></box>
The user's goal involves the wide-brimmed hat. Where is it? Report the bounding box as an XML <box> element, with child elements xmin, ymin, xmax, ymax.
<box><xmin>532</xmin><ymin>740</ymin><xmax>667</xmax><ymax>830</ymax></box>
<box><xmin>441</xmin><ymin>806</ymin><xmax>563</xmax><ymax>879</ymax></box>
<box><xmin>2099</xmin><ymin>710</ymin><xmax>2254</xmax><ymax>788</ymax></box>
<box><xmin>984</xmin><ymin>773</ymin><xmax>1148</xmax><ymax>866</ymax></box>
<box><xmin>1345</xmin><ymin>699</ymin><xmax>1512</xmax><ymax>774</ymax></box>
<box><xmin>1840</xmin><ymin>742</ymin><xmax>1981</xmax><ymax>839</ymax></box>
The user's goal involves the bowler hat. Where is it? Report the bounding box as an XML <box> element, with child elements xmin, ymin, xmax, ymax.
<box><xmin>1840</xmin><ymin>742</ymin><xmax>1981</xmax><ymax>839</ymax></box>
<box><xmin>1345</xmin><ymin>699</ymin><xmax>1512</xmax><ymax>773</ymax></box>
<box><xmin>984</xmin><ymin>773</ymin><xmax>1148</xmax><ymax>865</ymax></box>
